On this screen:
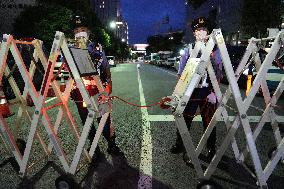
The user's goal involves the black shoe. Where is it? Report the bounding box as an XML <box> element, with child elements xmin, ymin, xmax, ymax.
<box><xmin>88</xmin><ymin>146</ymin><xmax>102</xmax><ymax>162</ymax></box>
<box><xmin>183</xmin><ymin>152</ymin><xmax>191</xmax><ymax>166</ymax></box>
<box><xmin>107</xmin><ymin>135</ymin><xmax>123</xmax><ymax>156</ymax></box>
<box><xmin>107</xmin><ymin>144</ymin><xmax>123</xmax><ymax>156</ymax></box>
<box><xmin>170</xmin><ymin>144</ymin><xmax>184</xmax><ymax>154</ymax></box>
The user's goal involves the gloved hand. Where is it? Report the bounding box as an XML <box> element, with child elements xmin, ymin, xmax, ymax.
<box><xmin>207</xmin><ymin>92</ymin><xmax>217</xmax><ymax>104</ymax></box>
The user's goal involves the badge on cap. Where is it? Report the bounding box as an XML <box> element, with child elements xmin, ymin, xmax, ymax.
<box><xmin>76</xmin><ymin>19</ymin><xmax>81</xmax><ymax>24</ymax></box>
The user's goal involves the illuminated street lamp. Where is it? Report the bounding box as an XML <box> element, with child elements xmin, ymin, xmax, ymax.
<box><xmin>110</xmin><ymin>21</ymin><xmax>123</xmax><ymax>29</ymax></box>
<box><xmin>121</xmin><ymin>38</ymin><xmax>126</xmax><ymax>42</ymax></box>
<box><xmin>110</xmin><ymin>21</ymin><xmax>116</xmax><ymax>29</ymax></box>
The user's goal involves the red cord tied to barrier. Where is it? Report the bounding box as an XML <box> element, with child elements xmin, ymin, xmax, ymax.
<box><xmin>160</xmin><ymin>97</ymin><xmax>173</xmax><ymax>109</ymax></box>
<box><xmin>108</xmin><ymin>96</ymin><xmax>173</xmax><ymax>109</ymax></box>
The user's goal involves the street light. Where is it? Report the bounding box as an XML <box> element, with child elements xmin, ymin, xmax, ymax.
<box><xmin>110</xmin><ymin>21</ymin><xmax>116</xmax><ymax>29</ymax></box>
<box><xmin>121</xmin><ymin>38</ymin><xmax>126</xmax><ymax>42</ymax></box>
<box><xmin>110</xmin><ymin>21</ymin><xmax>124</xmax><ymax>29</ymax></box>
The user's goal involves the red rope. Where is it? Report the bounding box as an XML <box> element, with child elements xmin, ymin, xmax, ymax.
<box><xmin>109</xmin><ymin>96</ymin><xmax>166</xmax><ymax>108</ymax></box>
<box><xmin>109</xmin><ymin>95</ymin><xmax>206</xmax><ymax>109</ymax></box>
<box><xmin>45</xmin><ymin>102</ymin><xmax>63</xmax><ymax>111</ymax></box>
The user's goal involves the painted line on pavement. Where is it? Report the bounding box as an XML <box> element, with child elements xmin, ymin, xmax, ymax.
<box><xmin>137</xmin><ymin>66</ymin><xmax>152</xmax><ymax>189</ymax></box>
<box><xmin>153</xmin><ymin>66</ymin><xmax>177</xmax><ymax>77</ymax></box>
<box><xmin>148</xmin><ymin>114</ymin><xmax>284</xmax><ymax>122</ymax></box>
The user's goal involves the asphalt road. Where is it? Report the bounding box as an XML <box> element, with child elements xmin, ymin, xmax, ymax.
<box><xmin>0</xmin><ymin>62</ymin><xmax>284</xmax><ymax>189</ymax></box>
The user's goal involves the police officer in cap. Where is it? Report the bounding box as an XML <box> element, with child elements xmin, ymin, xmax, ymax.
<box><xmin>171</xmin><ymin>17</ymin><xmax>219</xmax><ymax>162</ymax></box>
<box><xmin>71</xmin><ymin>15</ymin><xmax>122</xmax><ymax>158</ymax></box>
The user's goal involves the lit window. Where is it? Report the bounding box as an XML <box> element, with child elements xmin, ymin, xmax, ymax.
<box><xmin>102</xmin><ymin>5</ymin><xmax>104</xmax><ymax>8</ymax></box>
<box><xmin>103</xmin><ymin>1</ymin><xmax>104</xmax><ymax>4</ymax></box>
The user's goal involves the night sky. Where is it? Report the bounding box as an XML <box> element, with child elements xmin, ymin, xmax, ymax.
<box><xmin>121</xmin><ymin>0</ymin><xmax>186</xmax><ymax>44</ymax></box>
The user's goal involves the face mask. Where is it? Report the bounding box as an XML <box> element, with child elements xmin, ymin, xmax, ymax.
<box><xmin>75</xmin><ymin>32</ymin><xmax>89</xmax><ymax>40</ymax></box>
<box><xmin>195</xmin><ymin>30</ymin><xmax>208</xmax><ymax>41</ymax></box>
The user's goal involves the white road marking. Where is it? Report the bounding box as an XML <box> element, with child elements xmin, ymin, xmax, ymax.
<box><xmin>148</xmin><ymin>114</ymin><xmax>284</xmax><ymax>122</ymax></box>
<box><xmin>266</xmin><ymin>73</ymin><xmax>283</xmax><ymax>82</ymax></box>
<box><xmin>152</xmin><ymin>66</ymin><xmax>177</xmax><ymax>77</ymax></box>
<box><xmin>137</xmin><ymin>66</ymin><xmax>152</xmax><ymax>189</ymax></box>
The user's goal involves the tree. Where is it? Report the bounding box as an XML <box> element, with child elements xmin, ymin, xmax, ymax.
<box><xmin>37</xmin><ymin>0</ymin><xmax>90</xmax><ymax>14</ymax></box>
<box><xmin>241</xmin><ymin>0</ymin><xmax>283</xmax><ymax>38</ymax></box>
<box><xmin>13</xmin><ymin>5</ymin><xmax>73</xmax><ymax>49</ymax></box>
<box><xmin>13</xmin><ymin>0</ymin><xmax>130</xmax><ymax>59</ymax></box>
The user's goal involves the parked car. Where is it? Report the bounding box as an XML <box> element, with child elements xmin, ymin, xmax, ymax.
<box><xmin>150</xmin><ymin>56</ymin><xmax>161</xmax><ymax>66</ymax></box>
<box><xmin>144</xmin><ymin>56</ymin><xmax>151</xmax><ymax>64</ymax></box>
<box><xmin>165</xmin><ymin>57</ymin><xmax>177</xmax><ymax>67</ymax></box>
<box><xmin>106</xmin><ymin>56</ymin><xmax>116</xmax><ymax>67</ymax></box>
<box><xmin>222</xmin><ymin>45</ymin><xmax>253</xmax><ymax>88</ymax></box>
<box><xmin>137</xmin><ymin>57</ymin><xmax>144</xmax><ymax>62</ymax></box>
<box><xmin>223</xmin><ymin>45</ymin><xmax>283</xmax><ymax>93</ymax></box>
<box><xmin>160</xmin><ymin>59</ymin><xmax>167</xmax><ymax>67</ymax></box>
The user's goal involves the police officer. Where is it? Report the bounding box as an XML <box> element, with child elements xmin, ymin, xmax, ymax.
<box><xmin>71</xmin><ymin>15</ymin><xmax>122</xmax><ymax>158</ymax></box>
<box><xmin>170</xmin><ymin>17</ymin><xmax>218</xmax><ymax>161</ymax></box>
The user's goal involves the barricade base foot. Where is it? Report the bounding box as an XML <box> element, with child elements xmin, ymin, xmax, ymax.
<box><xmin>55</xmin><ymin>174</ymin><xmax>79</xmax><ymax>189</ymax></box>
<box><xmin>197</xmin><ymin>179</ymin><xmax>219</xmax><ymax>189</ymax></box>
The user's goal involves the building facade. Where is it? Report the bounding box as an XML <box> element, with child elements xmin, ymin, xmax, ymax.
<box><xmin>0</xmin><ymin>0</ymin><xmax>36</xmax><ymax>35</ymax></box>
<box><xmin>115</xmin><ymin>16</ymin><xmax>129</xmax><ymax>44</ymax></box>
<box><xmin>185</xmin><ymin>0</ymin><xmax>243</xmax><ymax>45</ymax></box>
<box><xmin>92</xmin><ymin>0</ymin><xmax>118</xmax><ymax>24</ymax></box>
<box><xmin>92</xmin><ymin>0</ymin><xmax>129</xmax><ymax>44</ymax></box>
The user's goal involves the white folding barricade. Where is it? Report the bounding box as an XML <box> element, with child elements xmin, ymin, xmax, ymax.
<box><xmin>166</xmin><ymin>29</ymin><xmax>284</xmax><ymax>188</ymax></box>
<box><xmin>0</xmin><ymin>31</ymin><xmax>110</xmax><ymax>177</ymax></box>
<box><xmin>38</xmin><ymin>31</ymin><xmax>110</xmax><ymax>175</ymax></box>
<box><xmin>235</xmin><ymin>35</ymin><xmax>284</xmax><ymax>166</ymax></box>
<box><xmin>4</xmin><ymin>39</ymin><xmax>50</xmax><ymax>155</ymax></box>
<box><xmin>0</xmin><ymin>36</ymin><xmax>53</xmax><ymax>174</ymax></box>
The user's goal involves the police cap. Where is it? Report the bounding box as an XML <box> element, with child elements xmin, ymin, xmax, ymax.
<box><xmin>72</xmin><ymin>15</ymin><xmax>88</xmax><ymax>29</ymax></box>
<box><xmin>191</xmin><ymin>17</ymin><xmax>209</xmax><ymax>31</ymax></box>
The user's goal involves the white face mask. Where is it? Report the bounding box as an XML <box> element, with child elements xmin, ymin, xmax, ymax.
<box><xmin>75</xmin><ymin>32</ymin><xmax>89</xmax><ymax>41</ymax></box>
<box><xmin>195</xmin><ymin>30</ymin><xmax>208</xmax><ymax>41</ymax></box>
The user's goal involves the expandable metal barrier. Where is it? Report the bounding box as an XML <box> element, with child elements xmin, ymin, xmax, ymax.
<box><xmin>0</xmin><ymin>31</ymin><xmax>110</xmax><ymax>178</ymax></box>
<box><xmin>167</xmin><ymin>29</ymin><xmax>284</xmax><ymax>188</ymax></box>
